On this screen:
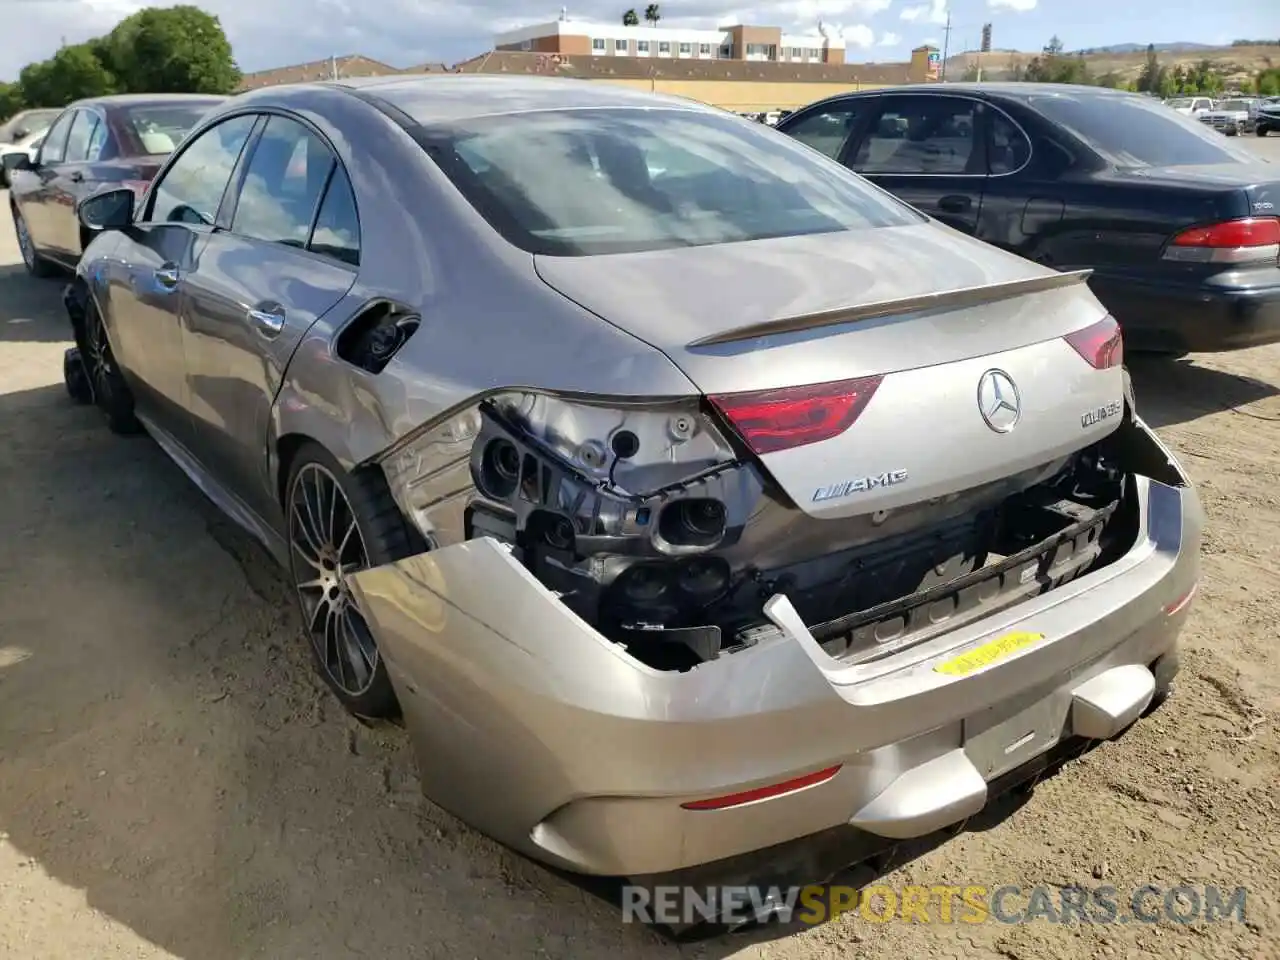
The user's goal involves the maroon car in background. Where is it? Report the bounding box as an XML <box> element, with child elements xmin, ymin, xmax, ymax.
<box><xmin>4</xmin><ymin>93</ymin><xmax>225</xmax><ymax>277</ymax></box>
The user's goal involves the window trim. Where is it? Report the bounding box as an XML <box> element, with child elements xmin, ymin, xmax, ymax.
<box><xmin>841</xmin><ymin>92</ymin><xmax>1034</xmax><ymax>179</ymax></box>
<box><xmin>306</xmin><ymin>162</ymin><xmax>362</xmax><ymax>267</ymax></box>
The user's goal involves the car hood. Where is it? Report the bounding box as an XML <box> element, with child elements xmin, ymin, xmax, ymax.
<box><xmin>534</xmin><ymin>222</ymin><xmax>1098</xmax><ymax>396</ymax></box>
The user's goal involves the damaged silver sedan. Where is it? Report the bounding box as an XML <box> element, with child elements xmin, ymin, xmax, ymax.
<box><xmin>66</xmin><ymin>75</ymin><xmax>1202</xmax><ymax>894</ymax></box>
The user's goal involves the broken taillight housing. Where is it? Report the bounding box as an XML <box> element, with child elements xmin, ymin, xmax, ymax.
<box><xmin>1162</xmin><ymin>216</ymin><xmax>1280</xmax><ymax>264</ymax></box>
<box><xmin>1064</xmin><ymin>315</ymin><xmax>1123</xmax><ymax>370</ymax></box>
<box><xmin>708</xmin><ymin>375</ymin><xmax>884</xmax><ymax>455</ymax></box>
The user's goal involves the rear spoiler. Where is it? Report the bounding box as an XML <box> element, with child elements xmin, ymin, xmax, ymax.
<box><xmin>686</xmin><ymin>268</ymin><xmax>1094</xmax><ymax>348</ymax></box>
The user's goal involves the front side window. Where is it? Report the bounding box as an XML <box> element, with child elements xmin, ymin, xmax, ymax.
<box><xmin>418</xmin><ymin>107</ymin><xmax>922</xmax><ymax>257</ymax></box>
<box><xmin>853</xmin><ymin>96</ymin><xmax>979</xmax><ymax>175</ymax></box>
<box><xmin>64</xmin><ymin>110</ymin><xmax>98</xmax><ymax>163</ymax></box>
<box><xmin>1027</xmin><ymin>91</ymin><xmax>1258</xmax><ymax>167</ymax></box>
<box><xmin>230</xmin><ymin>116</ymin><xmax>334</xmax><ymax>248</ymax></box>
<box><xmin>38</xmin><ymin>110</ymin><xmax>75</xmax><ymax>164</ymax></box>
<box><xmin>782</xmin><ymin>103</ymin><xmax>863</xmax><ymax>160</ymax></box>
<box><xmin>148</xmin><ymin>113</ymin><xmax>257</xmax><ymax>225</ymax></box>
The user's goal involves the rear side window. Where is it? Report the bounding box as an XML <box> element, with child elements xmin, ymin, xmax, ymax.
<box><xmin>988</xmin><ymin>110</ymin><xmax>1031</xmax><ymax>175</ymax></box>
<box><xmin>1027</xmin><ymin>93</ymin><xmax>1258</xmax><ymax>167</ymax></box>
<box><xmin>148</xmin><ymin>114</ymin><xmax>257</xmax><ymax>225</ymax></box>
<box><xmin>309</xmin><ymin>165</ymin><xmax>360</xmax><ymax>266</ymax></box>
<box><xmin>64</xmin><ymin>110</ymin><xmax>98</xmax><ymax>163</ymax></box>
<box><xmin>231</xmin><ymin>116</ymin><xmax>334</xmax><ymax>249</ymax></box>
<box><xmin>417</xmin><ymin>107</ymin><xmax>922</xmax><ymax>256</ymax></box>
<box><xmin>782</xmin><ymin>103</ymin><xmax>863</xmax><ymax>160</ymax></box>
<box><xmin>852</xmin><ymin>96</ymin><xmax>980</xmax><ymax>175</ymax></box>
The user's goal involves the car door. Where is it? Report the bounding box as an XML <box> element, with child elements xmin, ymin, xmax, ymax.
<box><xmin>104</xmin><ymin>112</ymin><xmax>260</xmax><ymax>446</ymax></box>
<box><xmin>20</xmin><ymin>108</ymin><xmax>75</xmax><ymax>252</ymax></box>
<box><xmin>841</xmin><ymin>93</ymin><xmax>988</xmax><ymax>234</ymax></box>
<box><xmin>44</xmin><ymin>108</ymin><xmax>103</xmax><ymax>259</ymax></box>
<box><xmin>179</xmin><ymin>114</ymin><xmax>360</xmax><ymax>524</ymax></box>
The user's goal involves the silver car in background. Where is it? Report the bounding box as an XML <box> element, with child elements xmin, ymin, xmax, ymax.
<box><xmin>67</xmin><ymin>75</ymin><xmax>1202</xmax><ymax>908</ymax></box>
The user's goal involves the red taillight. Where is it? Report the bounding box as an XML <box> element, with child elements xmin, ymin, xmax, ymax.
<box><xmin>1165</xmin><ymin>582</ymin><xmax>1197</xmax><ymax>617</ymax></box>
<box><xmin>681</xmin><ymin>765</ymin><xmax>842</xmax><ymax>811</ymax></box>
<box><xmin>708</xmin><ymin>376</ymin><xmax>883</xmax><ymax>455</ymax></box>
<box><xmin>1164</xmin><ymin>217</ymin><xmax>1280</xmax><ymax>264</ymax></box>
<box><xmin>1064</xmin><ymin>315</ymin><xmax>1123</xmax><ymax>370</ymax></box>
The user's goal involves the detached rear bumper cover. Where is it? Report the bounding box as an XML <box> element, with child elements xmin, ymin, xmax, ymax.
<box><xmin>348</xmin><ymin>416</ymin><xmax>1202</xmax><ymax>879</ymax></box>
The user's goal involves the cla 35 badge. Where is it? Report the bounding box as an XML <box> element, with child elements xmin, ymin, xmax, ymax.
<box><xmin>1082</xmin><ymin>401</ymin><xmax>1123</xmax><ymax>429</ymax></box>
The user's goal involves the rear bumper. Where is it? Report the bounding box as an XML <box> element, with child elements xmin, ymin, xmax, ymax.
<box><xmin>1093</xmin><ymin>272</ymin><xmax>1280</xmax><ymax>353</ymax></box>
<box><xmin>349</xmin><ymin>417</ymin><xmax>1202</xmax><ymax>879</ymax></box>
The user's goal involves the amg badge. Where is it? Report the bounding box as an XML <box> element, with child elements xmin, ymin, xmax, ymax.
<box><xmin>1081</xmin><ymin>400</ymin><xmax>1123</xmax><ymax>428</ymax></box>
<box><xmin>813</xmin><ymin>469</ymin><xmax>909</xmax><ymax>502</ymax></box>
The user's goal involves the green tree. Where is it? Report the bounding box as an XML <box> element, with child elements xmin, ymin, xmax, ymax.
<box><xmin>0</xmin><ymin>81</ymin><xmax>23</xmax><ymax>122</ymax></box>
<box><xmin>1043</xmin><ymin>35</ymin><xmax>1064</xmax><ymax>56</ymax></box>
<box><xmin>103</xmin><ymin>5</ymin><xmax>239</xmax><ymax>95</ymax></box>
<box><xmin>622</xmin><ymin>8</ymin><xmax>639</xmax><ymax>26</ymax></box>
<box><xmin>18</xmin><ymin>44</ymin><xmax>116</xmax><ymax>106</ymax></box>
<box><xmin>644</xmin><ymin>3</ymin><xmax>661</xmax><ymax>27</ymax></box>
<box><xmin>1134</xmin><ymin>43</ymin><xmax>1165</xmax><ymax>94</ymax></box>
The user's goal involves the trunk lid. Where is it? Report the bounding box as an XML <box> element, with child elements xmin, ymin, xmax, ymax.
<box><xmin>535</xmin><ymin>223</ymin><xmax>1124</xmax><ymax>519</ymax></box>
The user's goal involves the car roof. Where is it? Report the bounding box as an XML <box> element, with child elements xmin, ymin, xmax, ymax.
<box><xmin>67</xmin><ymin>93</ymin><xmax>228</xmax><ymax>110</ymax></box>
<box><xmin>830</xmin><ymin>82</ymin><xmax>1142</xmax><ymax>101</ymax></box>
<box><xmin>245</xmin><ymin>74</ymin><xmax>722</xmax><ymax>125</ymax></box>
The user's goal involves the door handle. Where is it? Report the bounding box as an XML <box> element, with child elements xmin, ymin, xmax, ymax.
<box><xmin>247</xmin><ymin>305</ymin><xmax>286</xmax><ymax>336</ymax></box>
<box><xmin>68</xmin><ymin>170</ymin><xmax>84</xmax><ymax>183</ymax></box>
<box><xmin>154</xmin><ymin>264</ymin><xmax>180</xmax><ymax>288</ymax></box>
<box><xmin>939</xmin><ymin>195</ymin><xmax>973</xmax><ymax>213</ymax></box>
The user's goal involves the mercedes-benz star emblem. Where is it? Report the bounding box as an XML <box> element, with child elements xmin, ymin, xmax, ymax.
<box><xmin>977</xmin><ymin>369</ymin><xmax>1021</xmax><ymax>434</ymax></box>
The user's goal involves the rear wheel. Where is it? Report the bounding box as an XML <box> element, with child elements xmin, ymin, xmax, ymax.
<box><xmin>12</xmin><ymin>205</ymin><xmax>58</xmax><ymax>278</ymax></box>
<box><xmin>285</xmin><ymin>443</ymin><xmax>416</xmax><ymax>719</ymax></box>
<box><xmin>1258</xmin><ymin>126</ymin><xmax>1271</xmax><ymax>137</ymax></box>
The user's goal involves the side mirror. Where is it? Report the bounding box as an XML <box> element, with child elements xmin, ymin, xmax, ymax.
<box><xmin>2</xmin><ymin>152</ymin><xmax>33</xmax><ymax>176</ymax></box>
<box><xmin>78</xmin><ymin>187</ymin><xmax>136</xmax><ymax>232</ymax></box>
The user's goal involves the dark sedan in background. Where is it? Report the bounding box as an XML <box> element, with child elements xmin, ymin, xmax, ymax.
<box><xmin>5</xmin><ymin>93</ymin><xmax>225</xmax><ymax>277</ymax></box>
<box><xmin>777</xmin><ymin>83</ymin><xmax>1280</xmax><ymax>355</ymax></box>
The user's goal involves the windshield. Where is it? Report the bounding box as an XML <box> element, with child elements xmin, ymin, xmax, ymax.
<box><xmin>416</xmin><ymin>107</ymin><xmax>924</xmax><ymax>256</ymax></box>
<box><xmin>1167</xmin><ymin>98</ymin><xmax>1193</xmax><ymax>109</ymax></box>
<box><xmin>1027</xmin><ymin>92</ymin><xmax>1258</xmax><ymax>167</ymax></box>
<box><xmin>123</xmin><ymin>102</ymin><xmax>221</xmax><ymax>155</ymax></box>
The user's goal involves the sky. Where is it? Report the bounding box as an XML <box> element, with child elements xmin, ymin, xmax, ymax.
<box><xmin>0</xmin><ymin>0</ymin><xmax>1275</xmax><ymax>81</ymax></box>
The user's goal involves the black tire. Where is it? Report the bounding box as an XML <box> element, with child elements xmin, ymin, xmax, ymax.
<box><xmin>12</xmin><ymin>204</ymin><xmax>59</xmax><ymax>279</ymax></box>
<box><xmin>284</xmin><ymin>441</ymin><xmax>417</xmax><ymax>719</ymax></box>
<box><xmin>1258</xmin><ymin>126</ymin><xmax>1271</xmax><ymax>138</ymax></box>
<box><xmin>63</xmin><ymin>347</ymin><xmax>93</xmax><ymax>405</ymax></box>
<box><xmin>77</xmin><ymin>298</ymin><xmax>142</xmax><ymax>434</ymax></box>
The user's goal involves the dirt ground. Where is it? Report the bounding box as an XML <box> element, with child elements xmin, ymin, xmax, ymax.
<box><xmin>2</xmin><ymin>142</ymin><xmax>1279</xmax><ymax>960</ymax></box>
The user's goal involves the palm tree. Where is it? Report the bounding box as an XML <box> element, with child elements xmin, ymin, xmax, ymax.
<box><xmin>622</xmin><ymin>8</ymin><xmax>639</xmax><ymax>26</ymax></box>
<box><xmin>644</xmin><ymin>3</ymin><xmax>661</xmax><ymax>27</ymax></box>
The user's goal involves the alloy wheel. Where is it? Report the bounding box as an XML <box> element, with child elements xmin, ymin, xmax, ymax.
<box><xmin>84</xmin><ymin>307</ymin><xmax>117</xmax><ymax>407</ymax></box>
<box><xmin>288</xmin><ymin>463</ymin><xmax>380</xmax><ymax>696</ymax></box>
<box><xmin>14</xmin><ymin>212</ymin><xmax>35</xmax><ymax>270</ymax></box>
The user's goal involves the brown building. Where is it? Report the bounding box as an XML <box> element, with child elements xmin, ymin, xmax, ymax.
<box><xmin>493</xmin><ymin>16</ymin><xmax>850</xmax><ymax>65</ymax></box>
<box><xmin>236</xmin><ymin>55</ymin><xmax>447</xmax><ymax>92</ymax></box>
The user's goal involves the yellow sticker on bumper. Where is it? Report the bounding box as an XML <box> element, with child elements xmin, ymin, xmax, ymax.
<box><xmin>934</xmin><ymin>631</ymin><xmax>1045</xmax><ymax>677</ymax></box>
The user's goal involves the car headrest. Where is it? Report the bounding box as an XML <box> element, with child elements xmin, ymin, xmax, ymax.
<box><xmin>140</xmin><ymin>131</ymin><xmax>176</xmax><ymax>154</ymax></box>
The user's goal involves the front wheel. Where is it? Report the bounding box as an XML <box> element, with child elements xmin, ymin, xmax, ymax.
<box><xmin>12</xmin><ymin>206</ymin><xmax>58</xmax><ymax>278</ymax></box>
<box><xmin>1258</xmin><ymin>126</ymin><xmax>1271</xmax><ymax>138</ymax></box>
<box><xmin>79</xmin><ymin>300</ymin><xmax>142</xmax><ymax>434</ymax></box>
<box><xmin>285</xmin><ymin>443</ymin><xmax>416</xmax><ymax>719</ymax></box>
